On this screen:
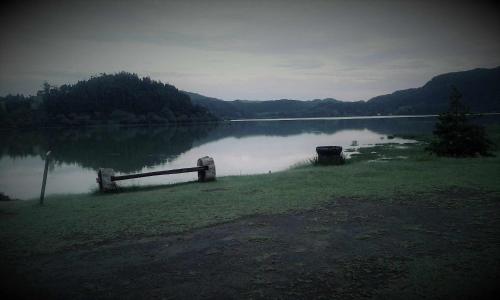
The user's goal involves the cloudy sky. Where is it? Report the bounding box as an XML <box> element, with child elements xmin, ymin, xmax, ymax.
<box><xmin>1</xmin><ymin>0</ymin><xmax>499</xmax><ymax>101</ymax></box>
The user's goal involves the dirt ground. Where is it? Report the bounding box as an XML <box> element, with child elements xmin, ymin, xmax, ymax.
<box><xmin>3</xmin><ymin>188</ymin><xmax>500</xmax><ymax>299</ymax></box>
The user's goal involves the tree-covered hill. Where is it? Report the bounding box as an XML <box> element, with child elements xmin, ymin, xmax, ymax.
<box><xmin>365</xmin><ymin>66</ymin><xmax>500</xmax><ymax>115</ymax></box>
<box><xmin>0</xmin><ymin>72</ymin><xmax>216</xmax><ymax>127</ymax></box>
<box><xmin>189</xmin><ymin>66</ymin><xmax>500</xmax><ymax>119</ymax></box>
<box><xmin>187</xmin><ymin>93</ymin><xmax>361</xmax><ymax>119</ymax></box>
<box><xmin>2</xmin><ymin>67</ymin><xmax>499</xmax><ymax>127</ymax></box>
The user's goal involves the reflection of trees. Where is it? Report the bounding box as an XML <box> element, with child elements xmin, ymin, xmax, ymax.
<box><xmin>193</xmin><ymin>118</ymin><xmax>437</xmax><ymax>146</ymax></box>
<box><xmin>0</xmin><ymin>125</ymin><xmax>216</xmax><ymax>173</ymax></box>
<box><xmin>0</xmin><ymin>130</ymin><xmax>50</xmax><ymax>158</ymax></box>
<box><xmin>1</xmin><ymin>116</ymin><xmax>496</xmax><ymax>173</ymax></box>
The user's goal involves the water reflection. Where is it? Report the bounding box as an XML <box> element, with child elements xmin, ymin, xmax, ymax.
<box><xmin>195</xmin><ymin>117</ymin><xmax>437</xmax><ymax>143</ymax></box>
<box><xmin>1</xmin><ymin>116</ymin><xmax>497</xmax><ymax>199</ymax></box>
<box><xmin>1</xmin><ymin>125</ymin><xmax>216</xmax><ymax>173</ymax></box>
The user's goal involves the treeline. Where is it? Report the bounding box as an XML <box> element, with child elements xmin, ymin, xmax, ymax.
<box><xmin>0</xmin><ymin>72</ymin><xmax>217</xmax><ymax>127</ymax></box>
<box><xmin>0</xmin><ymin>93</ymin><xmax>48</xmax><ymax>127</ymax></box>
<box><xmin>3</xmin><ymin>66</ymin><xmax>499</xmax><ymax>126</ymax></box>
<box><xmin>187</xmin><ymin>94</ymin><xmax>366</xmax><ymax>119</ymax></box>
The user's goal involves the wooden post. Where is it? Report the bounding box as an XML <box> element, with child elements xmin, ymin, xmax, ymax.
<box><xmin>197</xmin><ymin>156</ymin><xmax>216</xmax><ymax>182</ymax></box>
<box><xmin>96</xmin><ymin>168</ymin><xmax>117</xmax><ymax>192</ymax></box>
<box><xmin>40</xmin><ymin>150</ymin><xmax>51</xmax><ymax>205</ymax></box>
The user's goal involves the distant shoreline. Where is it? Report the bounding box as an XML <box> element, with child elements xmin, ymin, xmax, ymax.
<box><xmin>230</xmin><ymin>112</ymin><xmax>500</xmax><ymax>122</ymax></box>
<box><xmin>1</xmin><ymin>112</ymin><xmax>499</xmax><ymax>130</ymax></box>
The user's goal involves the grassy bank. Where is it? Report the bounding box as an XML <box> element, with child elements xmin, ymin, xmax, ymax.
<box><xmin>1</xmin><ymin>130</ymin><xmax>500</xmax><ymax>257</ymax></box>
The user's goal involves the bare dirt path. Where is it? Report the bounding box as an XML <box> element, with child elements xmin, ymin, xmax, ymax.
<box><xmin>3</xmin><ymin>189</ymin><xmax>500</xmax><ymax>299</ymax></box>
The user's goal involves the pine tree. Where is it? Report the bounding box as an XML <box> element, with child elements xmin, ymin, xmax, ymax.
<box><xmin>428</xmin><ymin>87</ymin><xmax>492</xmax><ymax>157</ymax></box>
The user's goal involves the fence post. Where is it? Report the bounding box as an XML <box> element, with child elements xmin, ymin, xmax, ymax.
<box><xmin>40</xmin><ymin>150</ymin><xmax>51</xmax><ymax>205</ymax></box>
<box><xmin>197</xmin><ymin>156</ymin><xmax>216</xmax><ymax>182</ymax></box>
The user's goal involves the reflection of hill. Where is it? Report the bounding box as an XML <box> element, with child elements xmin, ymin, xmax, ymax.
<box><xmin>192</xmin><ymin>117</ymin><xmax>437</xmax><ymax>146</ymax></box>
<box><xmin>193</xmin><ymin>115</ymin><xmax>499</xmax><ymax>146</ymax></box>
<box><xmin>2</xmin><ymin>116</ymin><xmax>497</xmax><ymax>172</ymax></box>
<box><xmin>0</xmin><ymin>125</ymin><xmax>216</xmax><ymax>173</ymax></box>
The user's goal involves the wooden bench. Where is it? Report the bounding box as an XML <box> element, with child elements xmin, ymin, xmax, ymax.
<box><xmin>97</xmin><ymin>156</ymin><xmax>216</xmax><ymax>192</ymax></box>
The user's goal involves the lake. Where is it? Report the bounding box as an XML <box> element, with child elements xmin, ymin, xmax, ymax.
<box><xmin>1</xmin><ymin>115</ymin><xmax>499</xmax><ymax>200</ymax></box>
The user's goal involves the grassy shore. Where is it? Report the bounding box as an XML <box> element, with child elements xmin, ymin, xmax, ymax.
<box><xmin>1</xmin><ymin>129</ymin><xmax>500</xmax><ymax>257</ymax></box>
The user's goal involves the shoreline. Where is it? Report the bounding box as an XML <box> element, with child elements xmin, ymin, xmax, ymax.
<box><xmin>1</xmin><ymin>135</ymin><xmax>500</xmax><ymax>298</ymax></box>
<box><xmin>2</xmin><ymin>133</ymin><xmax>500</xmax><ymax>255</ymax></box>
<box><xmin>2</xmin><ymin>112</ymin><xmax>500</xmax><ymax>130</ymax></box>
<box><xmin>229</xmin><ymin>112</ymin><xmax>500</xmax><ymax>122</ymax></box>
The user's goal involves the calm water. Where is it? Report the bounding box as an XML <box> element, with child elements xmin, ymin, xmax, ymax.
<box><xmin>1</xmin><ymin>115</ymin><xmax>498</xmax><ymax>200</ymax></box>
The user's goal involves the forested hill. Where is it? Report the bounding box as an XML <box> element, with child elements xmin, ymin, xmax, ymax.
<box><xmin>365</xmin><ymin>66</ymin><xmax>500</xmax><ymax>114</ymax></box>
<box><xmin>188</xmin><ymin>66</ymin><xmax>500</xmax><ymax>119</ymax></box>
<box><xmin>187</xmin><ymin>92</ymin><xmax>367</xmax><ymax>119</ymax></box>
<box><xmin>0</xmin><ymin>72</ymin><xmax>216</xmax><ymax>127</ymax></box>
<box><xmin>2</xmin><ymin>67</ymin><xmax>499</xmax><ymax>127</ymax></box>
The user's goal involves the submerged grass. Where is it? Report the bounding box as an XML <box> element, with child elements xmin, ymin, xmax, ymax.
<box><xmin>1</xmin><ymin>129</ymin><xmax>500</xmax><ymax>256</ymax></box>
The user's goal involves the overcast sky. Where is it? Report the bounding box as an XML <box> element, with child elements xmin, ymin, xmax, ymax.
<box><xmin>1</xmin><ymin>0</ymin><xmax>499</xmax><ymax>101</ymax></box>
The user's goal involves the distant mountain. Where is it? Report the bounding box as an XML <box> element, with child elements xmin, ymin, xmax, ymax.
<box><xmin>187</xmin><ymin>66</ymin><xmax>500</xmax><ymax>119</ymax></box>
<box><xmin>187</xmin><ymin>92</ymin><xmax>244</xmax><ymax>119</ymax></box>
<box><xmin>187</xmin><ymin>93</ymin><xmax>365</xmax><ymax>119</ymax></box>
<box><xmin>365</xmin><ymin>66</ymin><xmax>500</xmax><ymax>115</ymax></box>
<box><xmin>2</xmin><ymin>67</ymin><xmax>499</xmax><ymax>127</ymax></box>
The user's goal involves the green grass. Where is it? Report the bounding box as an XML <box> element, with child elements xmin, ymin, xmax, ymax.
<box><xmin>1</xmin><ymin>130</ymin><xmax>500</xmax><ymax>257</ymax></box>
